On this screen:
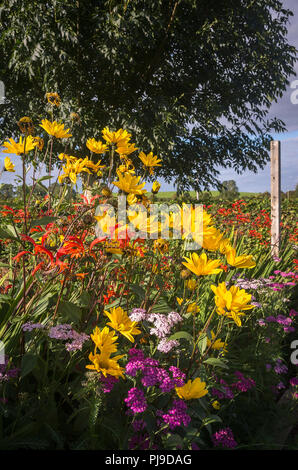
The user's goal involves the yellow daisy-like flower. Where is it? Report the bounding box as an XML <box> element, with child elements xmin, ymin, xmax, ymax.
<box><xmin>91</xmin><ymin>326</ymin><xmax>119</xmax><ymax>355</ymax></box>
<box><xmin>182</xmin><ymin>252</ymin><xmax>222</xmax><ymax>276</ymax></box>
<box><xmin>176</xmin><ymin>377</ymin><xmax>208</xmax><ymax>400</ymax></box>
<box><xmin>153</xmin><ymin>238</ymin><xmax>169</xmax><ymax>254</ymax></box>
<box><xmin>152</xmin><ymin>181</ymin><xmax>161</xmax><ymax>194</ymax></box>
<box><xmin>127</xmin><ymin>193</ymin><xmax>138</xmax><ymax>205</ymax></box>
<box><xmin>58</xmin><ymin>157</ymin><xmax>92</xmax><ymax>184</ymax></box>
<box><xmin>225</xmin><ymin>247</ymin><xmax>256</xmax><ymax>269</ymax></box>
<box><xmin>207</xmin><ymin>330</ymin><xmax>227</xmax><ymax>352</ymax></box>
<box><xmin>219</xmin><ymin>238</ymin><xmax>233</xmax><ymax>255</ymax></box>
<box><xmin>202</xmin><ymin>228</ymin><xmax>224</xmax><ymax>251</ymax></box>
<box><xmin>84</xmin><ymin>157</ymin><xmax>105</xmax><ymax>175</ymax></box>
<box><xmin>104</xmin><ymin>306</ymin><xmax>141</xmax><ymax>342</ymax></box>
<box><xmin>176</xmin><ymin>297</ymin><xmax>184</xmax><ymax>306</ymax></box>
<box><xmin>102</xmin><ymin>127</ymin><xmax>131</xmax><ymax>146</ymax></box>
<box><xmin>46</xmin><ymin>92</ymin><xmax>61</xmax><ymax>107</ymax></box>
<box><xmin>17</xmin><ymin>116</ymin><xmax>34</xmax><ymax>135</ymax></box>
<box><xmin>2</xmin><ymin>135</ymin><xmax>38</xmax><ymax>156</ymax></box>
<box><xmin>212</xmin><ymin>401</ymin><xmax>221</xmax><ymax>410</ymax></box>
<box><xmin>186</xmin><ymin>302</ymin><xmax>200</xmax><ymax>315</ymax></box>
<box><xmin>185</xmin><ymin>278</ymin><xmax>197</xmax><ymax>291</ymax></box>
<box><xmin>58</xmin><ymin>153</ymin><xmax>78</xmax><ymax>163</ymax></box>
<box><xmin>181</xmin><ymin>205</ymin><xmax>216</xmax><ymax>244</ymax></box>
<box><xmin>32</xmin><ymin>136</ymin><xmax>44</xmax><ymax>151</ymax></box>
<box><xmin>138</xmin><ymin>151</ymin><xmax>162</xmax><ymax>175</ymax></box>
<box><xmin>86</xmin><ymin>138</ymin><xmax>108</xmax><ymax>154</ymax></box>
<box><xmin>4</xmin><ymin>157</ymin><xmax>15</xmax><ymax>172</ymax></box>
<box><xmin>40</xmin><ymin>119</ymin><xmax>72</xmax><ymax>139</ymax></box>
<box><xmin>211</xmin><ymin>282</ymin><xmax>254</xmax><ymax>327</ymax></box>
<box><xmin>86</xmin><ymin>350</ymin><xmax>125</xmax><ymax>378</ymax></box>
<box><xmin>113</xmin><ymin>172</ymin><xmax>146</xmax><ymax>195</ymax></box>
<box><xmin>115</xmin><ymin>142</ymin><xmax>138</xmax><ymax>157</ymax></box>
<box><xmin>116</xmin><ymin>158</ymin><xmax>135</xmax><ymax>176</ymax></box>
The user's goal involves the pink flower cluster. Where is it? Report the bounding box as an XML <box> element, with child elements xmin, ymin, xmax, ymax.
<box><xmin>129</xmin><ymin>310</ymin><xmax>182</xmax><ymax>353</ymax></box>
<box><xmin>48</xmin><ymin>324</ymin><xmax>89</xmax><ymax>351</ymax></box>
<box><xmin>157</xmin><ymin>399</ymin><xmax>191</xmax><ymax>430</ymax></box>
<box><xmin>212</xmin><ymin>427</ymin><xmax>238</xmax><ymax>449</ymax></box>
<box><xmin>125</xmin><ymin>348</ymin><xmax>186</xmax><ymax>393</ymax></box>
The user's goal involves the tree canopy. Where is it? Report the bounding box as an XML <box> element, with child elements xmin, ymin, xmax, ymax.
<box><xmin>0</xmin><ymin>0</ymin><xmax>296</xmax><ymax>190</ymax></box>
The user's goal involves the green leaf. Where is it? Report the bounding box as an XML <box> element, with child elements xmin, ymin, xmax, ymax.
<box><xmin>57</xmin><ymin>301</ymin><xmax>82</xmax><ymax>322</ymax></box>
<box><xmin>30</xmin><ymin>216</ymin><xmax>57</xmax><ymax>228</ymax></box>
<box><xmin>129</xmin><ymin>284</ymin><xmax>146</xmax><ymax>300</ymax></box>
<box><xmin>203</xmin><ymin>357</ymin><xmax>229</xmax><ymax>369</ymax></box>
<box><xmin>201</xmin><ymin>415</ymin><xmax>222</xmax><ymax>427</ymax></box>
<box><xmin>0</xmin><ymin>227</ymin><xmax>19</xmax><ymax>242</ymax></box>
<box><xmin>168</xmin><ymin>331</ymin><xmax>194</xmax><ymax>345</ymax></box>
<box><xmin>21</xmin><ymin>353</ymin><xmax>38</xmax><ymax>378</ymax></box>
<box><xmin>198</xmin><ymin>333</ymin><xmax>207</xmax><ymax>354</ymax></box>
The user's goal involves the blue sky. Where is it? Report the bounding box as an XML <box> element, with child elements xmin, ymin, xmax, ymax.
<box><xmin>1</xmin><ymin>0</ymin><xmax>298</xmax><ymax>193</ymax></box>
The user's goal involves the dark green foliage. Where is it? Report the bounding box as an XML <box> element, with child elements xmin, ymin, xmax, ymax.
<box><xmin>0</xmin><ymin>0</ymin><xmax>296</xmax><ymax>190</ymax></box>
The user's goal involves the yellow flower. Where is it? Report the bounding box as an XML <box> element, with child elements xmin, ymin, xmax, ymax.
<box><xmin>115</xmin><ymin>142</ymin><xmax>138</xmax><ymax>157</ymax></box>
<box><xmin>212</xmin><ymin>401</ymin><xmax>221</xmax><ymax>410</ymax></box>
<box><xmin>84</xmin><ymin>158</ymin><xmax>105</xmax><ymax>175</ymax></box>
<box><xmin>151</xmin><ymin>181</ymin><xmax>161</xmax><ymax>194</ymax></box>
<box><xmin>4</xmin><ymin>157</ymin><xmax>15</xmax><ymax>172</ymax></box>
<box><xmin>86</xmin><ymin>350</ymin><xmax>125</xmax><ymax>378</ymax></box>
<box><xmin>225</xmin><ymin>247</ymin><xmax>256</xmax><ymax>269</ymax></box>
<box><xmin>207</xmin><ymin>330</ymin><xmax>227</xmax><ymax>352</ymax></box>
<box><xmin>116</xmin><ymin>158</ymin><xmax>135</xmax><ymax>176</ymax></box>
<box><xmin>86</xmin><ymin>138</ymin><xmax>108</xmax><ymax>154</ymax></box>
<box><xmin>176</xmin><ymin>377</ymin><xmax>208</xmax><ymax>400</ymax></box>
<box><xmin>176</xmin><ymin>297</ymin><xmax>184</xmax><ymax>305</ymax></box>
<box><xmin>182</xmin><ymin>252</ymin><xmax>222</xmax><ymax>276</ymax></box>
<box><xmin>185</xmin><ymin>278</ymin><xmax>197</xmax><ymax>291</ymax></box>
<box><xmin>181</xmin><ymin>205</ymin><xmax>217</xmax><ymax>244</ymax></box>
<box><xmin>58</xmin><ymin>157</ymin><xmax>92</xmax><ymax>184</ymax></box>
<box><xmin>104</xmin><ymin>240</ymin><xmax>123</xmax><ymax>255</ymax></box>
<box><xmin>186</xmin><ymin>302</ymin><xmax>200</xmax><ymax>315</ymax></box>
<box><xmin>17</xmin><ymin>116</ymin><xmax>34</xmax><ymax>135</ymax></box>
<box><xmin>138</xmin><ymin>151</ymin><xmax>162</xmax><ymax>175</ymax></box>
<box><xmin>3</xmin><ymin>135</ymin><xmax>38</xmax><ymax>156</ymax></box>
<box><xmin>202</xmin><ymin>229</ymin><xmax>224</xmax><ymax>251</ymax></box>
<box><xmin>219</xmin><ymin>238</ymin><xmax>233</xmax><ymax>255</ymax></box>
<box><xmin>127</xmin><ymin>193</ymin><xmax>138</xmax><ymax>205</ymax></box>
<box><xmin>112</xmin><ymin>173</ymin><xmax>146</xmax><ymax>195</ymax></box>
<box><xmin>46</xmin><ymin>92</ymin><xmax>61</xmax><ymax>106</ymax></box>
<box><xmin>40</xmin><ymin>119</ymin><xmax>72</xmax><ymax>139</ymax></box>
<box><xmin>101</xmin><ymin>186</ymin><xmax>112</xmax><ymax>197</ymax></box>
<box><xmin>90</xmin><ymin>326</ymin><xmax>119</xmax><ymax>354</ymax></box>
<box><xmin>102</xmin><ymin>127</ymin><xmax>131</xmax><ymax>146</ymax></box>
<box><xmin>104</xmin><ymin>306</ymin><xmax>141</xmax><ymax>342</ymax></box>
<box><xmin>154</xmin><ymin>238</ymin><xmax>169</xmax><ymax>254</ymax></box>
<box><xmin>211</xmin><ymin>282</ymin><xmax>254</xmax><ymax>327</ymax></box>
<box><xmin>32</xmin><ymin>136</ymin><xmax>44</xmax><ymax>151</ymax></box>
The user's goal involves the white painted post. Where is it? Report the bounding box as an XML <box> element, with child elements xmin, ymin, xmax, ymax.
<box><xmin>270</xmin><ymin>140</ymin><xmax>281</xmax><ymax>258</ymax></box>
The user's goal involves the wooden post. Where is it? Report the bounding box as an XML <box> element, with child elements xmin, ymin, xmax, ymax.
<box><xmin>270</xmin><ymin>140</ymin><xmax>281</xmax><ymax>258</ymax></box>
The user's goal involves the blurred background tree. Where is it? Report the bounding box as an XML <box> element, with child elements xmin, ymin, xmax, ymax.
<box><xmin>220</xmin><ymin>179</ymin><xmax>240</xmax><ymax>200</ymax></box>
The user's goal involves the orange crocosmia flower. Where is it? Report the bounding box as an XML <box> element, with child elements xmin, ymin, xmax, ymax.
<box><xmin>34</xmin><ymin>245</ymin><xmax>54</xmax><ymax>264</ymax></box>
<box><xmin>220</xmin><ymin>264</ymin><xmax>228</xmax><ymax>272</ymax></box>
<box><xmin>55</xmin><ymin>258</ymin><xmax>69</xmax><ymax>273</ymax></box>
<box><xmin>75</xmin><ymin>273</ymin><xmax>89</xmax><ymax>280</ymax></box>
<box><xmin>58</xmin><ymin>236</ymin><xmax>85</xmax><ymax>259</ymax></box>
<box><xmin>13</xmin><ymin>250</ymin><xmax>33</xmax><ymax>262</ymax></box>
<box><xmin>32</xmin><ymin>262</ymin><xmax>45</xmax><ymax>276</ymax></box>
